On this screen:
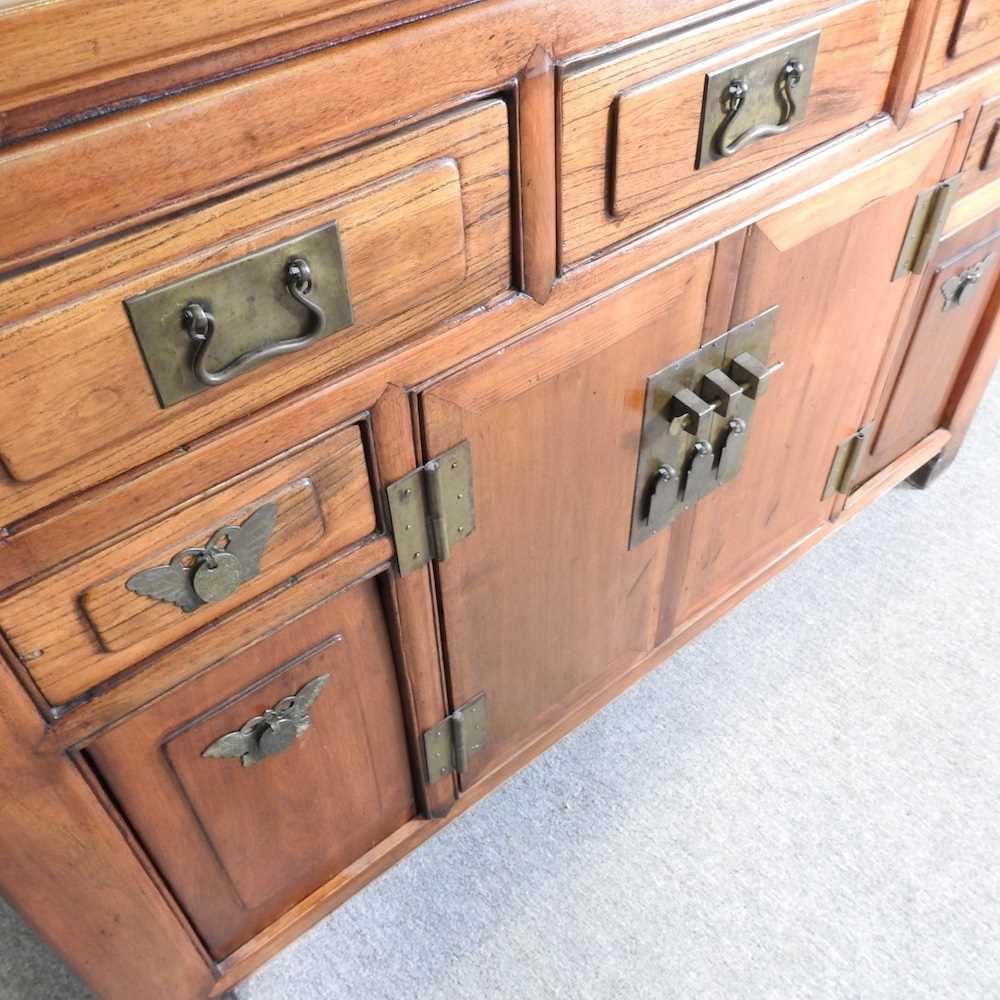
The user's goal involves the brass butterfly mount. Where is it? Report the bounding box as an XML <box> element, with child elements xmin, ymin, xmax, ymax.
<box><xmin>201</xmin><ymin>674</ymin><xmax>332</xmax><ymax>767</ymax></box>
<box><xmin>125</xmin><ymin>502</ymin><xmax>278</xmax><ymax>613</ymax></box>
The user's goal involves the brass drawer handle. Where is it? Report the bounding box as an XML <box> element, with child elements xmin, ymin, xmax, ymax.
<box><xmin>202</xmin><ymin>673</ymin><xmax>333</xmax><ymax>767</ymax></box>
<box><xmin>714</xmin><ymin>60</ymin><xmax>804</xmax><ymax>159</ymax></box>
<box><xmin>182</xmin><ymin>257</ymin><xmax>327</xmax><ymax>387</ymax></box>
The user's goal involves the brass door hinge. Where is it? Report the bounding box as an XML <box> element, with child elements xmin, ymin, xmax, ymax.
<box><xmin>822</xmin><ymin>423</ymin><xmax>874</xmax><ymax>499</ymax></box>
<box><xmin>893</xmin><ymin>176</ymin><xmax>962</xmax><ymax>281</ymax></box>
<box><xmin>386</xmin><ymin>441</ymin><xmax>475</xmax><ymax>576</ymax></box>
<box><xmin>423</xmin><ymin>693</ymin><xmax>488</xmax><ymax>783</ymax></box>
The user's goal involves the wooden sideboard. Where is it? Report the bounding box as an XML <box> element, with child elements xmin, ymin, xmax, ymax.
<box><xmin>2</xmin><ymin>1</ymin><xmax>999</xmax><ymax>996</ymax></box>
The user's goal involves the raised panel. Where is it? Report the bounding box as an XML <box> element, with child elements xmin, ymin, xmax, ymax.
<box><xmin>858</xmin><ymin>209</ymin><xmax>1000</xmax><ymax>482</ymax></box>
<box><xmin>920</xmin><ymin>0</ymin><xmax>1000</xmax><ymax>93</ymax></box>
<box><xmin>89</xmin><ymin>576</ymin><xmax>415</xmax><ymax>959</ymax></box>
<box><xmin>0</xmin><ymin>422</ymin><xmax>376</xmax><ymax>706</ymax></box>
<box><xmin>418</xmin><ymin>250</ymin><xmax>714</xmax><ymax>786</ymax></box>
<box><xmin>560</xmin><ymin>0</ymin><xmax>908</xmax><ymax>265</ymax></box>
<box><xmin>0</xmin><ymin>99</ymin><xmax>510</xmax><ymax>525</ymax></box>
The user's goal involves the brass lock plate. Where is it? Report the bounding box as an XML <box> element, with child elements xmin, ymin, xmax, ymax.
<box><xmin>696</xmin><ymin>32</ymin><xmax>820</xmax><ymax>169</ymax></box>
<box><xmin>125</xmin><ymin>221</ymin><xmax>353</xmax><ymax>408</ymax></box>
<box><xmin>628</xmin><ymin>307</ymin><xmax>780</xmax><ymax>549</ymax></box>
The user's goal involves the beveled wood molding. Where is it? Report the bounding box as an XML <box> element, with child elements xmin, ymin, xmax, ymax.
<box><xmin>517</xmin><ymin>45</ymin><xmax>559</xmax><ymax>303</ymax></box>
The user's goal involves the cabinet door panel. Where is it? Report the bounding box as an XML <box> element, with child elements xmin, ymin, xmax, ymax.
<box><xmin>90</xmin><ymin>576</ymin><xmax>415</xmax><ymax>959</ymax></box>
<box><xmin>674</xmin><ymin>126</ymin><xmax>956</xmax><ymax>626</ymax></box>
<box><xmin>419</xmin><ymin>253</ymin><xmax>714</xmax><ymax>786</ymax></box>
<box><xmin>857</xmin><ymin>211</ymin><xmax>1000</xmax><ymax>482</ymax></box>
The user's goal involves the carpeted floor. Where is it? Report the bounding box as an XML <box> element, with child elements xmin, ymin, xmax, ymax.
<box><xmin>3</xmin><ymin>372</ymin><xmax>998</xmax><ymax>1000</ymax></box>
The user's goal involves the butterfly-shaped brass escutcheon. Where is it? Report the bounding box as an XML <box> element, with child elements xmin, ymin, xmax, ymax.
<box><xmin>125</xmin><ymin>502</ymin><xmax>278</xmax><ymax>613</ymax></box>
<box><xmin>201</xmin><ymin>674</ymin><xmax>332</xmax><ymax>767</ymax></box>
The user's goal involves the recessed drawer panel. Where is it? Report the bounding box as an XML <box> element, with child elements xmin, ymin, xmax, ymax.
<box><xmin>0</xmin><ymin>421</ymin><xmax>376</xmax><ymax>707</ymax></box>
<box><xmin>0</xmin><ymin>99</ymin><xmax>510</xmax><ymax>525</ymax></box>
<box><xmin>920</xmin><ymin>0</ymin><xmax>1000</xmax><ymax>94</ymax></box>
<box><xmin>962</xmin><ymin>95</ymin><xmax>1000</xmax><ymax>196</ymax></box>
<box><xmin>89</xmin><ymin>577</ymin><xmax>415</xmax><ymax>959</ymax></box>
<box><xmin>560</xmin><ymin>0</ymin><xmax>908</xmax><ymax>265</ymax></box>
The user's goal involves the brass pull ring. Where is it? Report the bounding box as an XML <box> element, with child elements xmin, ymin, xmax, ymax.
<box><xmin>182</xmin><ymin>256</ymin><xmax>327</xmax><ymax>387</ymax></box>
<box><xmin>714</xmin><ymin>60</ymin><xmax>804</xmax><ymax>159</ymax></box>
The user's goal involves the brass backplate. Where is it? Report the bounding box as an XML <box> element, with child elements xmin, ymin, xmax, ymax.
<box><xmin>125</xmin><ymin>221</ymin><xmax>353</xmax><ymax>407</ymax></box>
<box><xmin>628</xmin><ymin>307</ymin><xmax>779</xmax><ymax>549</ymax></box>
<box><xmin>696</xmin><ymin>32</ymin><xmax>820</xmax><ymax>169</ymax></box>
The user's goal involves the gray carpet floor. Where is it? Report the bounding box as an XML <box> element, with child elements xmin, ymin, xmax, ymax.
<box><xmin>3</xmin><ymin>371</ymin><xmax>998</xmax><ymax>1000</ymax></box>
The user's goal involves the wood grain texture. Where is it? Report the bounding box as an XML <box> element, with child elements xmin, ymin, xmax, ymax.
<box><xmin>89</xmin><ymin>577</ymin><xmax>416</xmax><ymax>959</ymax></box>
<box><xmin>920</xmin><ymin>0</ymin><xmax>1000</xmax><ymax>92</ymax></box>
<box><xmin>673</xmin><ymin>125</ymin><xmax>955</xmax><ymax>627</ymax></box>
<box><xmin>0</xmin><ymin>0</ymin><xmax>450</xmax><ymax>116</ymax></box>
<box><xmin>1</xmin><ymin>424</ymin><xmax>375</xmax><ymax>706</ymax></box>
<box><xmin>0</xmin><ymin>646</ymin><xmax>214</xmax><ymax>1000</ymax></box>
<box><xmin>0</xmin><ymin>100</ymin><xmax>510</xmax><ymax>524</ymax></box>
<box><xmin>0</xmin><ymin>0</ymin><xmax>737</xmax><ymax>270</ymax></box>
<box><xmin>517</xmin><ymin>46</ymin><xmax>558</xmax><ymax>303</ymax></box>
<box><xmin>0</xmin><ymin>0</ymin><xmax>742</xmax><ymax>147</ymax></box>
<box><xmin>418</xmin><ymin>250</ymin><xmax>713</xmax><ymax>787</ymax></box>
<box><xmin>560</xmin><ymin>0</ymin><xmax>910</xmax><ymax>265</ymax></box>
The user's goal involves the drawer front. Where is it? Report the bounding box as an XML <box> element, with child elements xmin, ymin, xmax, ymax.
<box><xmin>89</xmin><ymin>577</ymin><xmax>415</xmax><ymax>959</ymax></box>
<box><xmin>962</xmin><ymin>95</ymin><xmax>1000</xmax><ymax>196</ymax></box>
<box><xmin>920</xmin><ymin>0</ymin><xmax>1000</xmax><ymax>94</ymax></box>
<box><xmin>0</xmin><ymin>99</ymin><xmax>510</xmax><ymax>525</ymax></box>
<box><xmin>0</xmin><ymin>421</ymin><xmax>376</xmax><ymax>706</ymax></box>
<box><xmin>560</xmin><ymin>0</ymin><xmax>908</xmax><ymax>265</ymax></box>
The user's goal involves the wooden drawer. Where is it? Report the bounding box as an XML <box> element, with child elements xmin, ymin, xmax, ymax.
<box><xmin>962</xmin><ymin>94</ymin><xmax>1000</xmax><ymax>195</ymax></box>
<box><xmin>89</xmin><ymin>577</ymin><xmax>415</xmax><ymax>959</ymax></box>
<box><xmin>560</xmin><ymin>0</ymin><xmax>908</xmax><ymax>265</ymax></box>
<box><xmin>0</xmin><ymin>99</ymin><xmax>510</xmax><ymax>526</ymax></box>
<box><xmin>0</xmin><ymin>420</ymin><xmax>377</xmax><ymax>707</ymax></box>
<box><xmin>920</xmin><ymin>0</ymin><xmax>1000</xmax><ymax>95</ymax></box>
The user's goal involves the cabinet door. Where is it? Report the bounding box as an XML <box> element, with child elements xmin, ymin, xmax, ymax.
<box><xmin>417</xmin><ymin>251</ymin><xmax>714</xmax><ymax>787</ymax></box>
<box><xmin>90</xmin><ymin>577</ymin><xmax>416</xmax><ymax>959</ymax></box>
<box><xmin>673</xmin><ymin>125</ymin><xmax>957</xmax><ymax>626</ymax></box>
<box><xmin>857</xmin><ymin>210</ymin><xmax>1000</xmax><ymax>483</ymax></box>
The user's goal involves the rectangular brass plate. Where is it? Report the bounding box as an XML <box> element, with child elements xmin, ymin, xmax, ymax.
<box><xmin>125</xmin><ymin>221</ymin><xmax>353</xmax><ymax>408</ymax></box>
<box><xmin>822</xmin><ymin>423</ymin><xmax>874</xmax><ymax>499</ymax></box>
<box><xmin>386</xmin><ymin>441</ymin><xmax>476</xmax><ymax>576</ymax></box>
<box><xmin>696</xmin><ymin>31</ymin><xmax>820</xmax><ymax>169</ymax></box>
<box><xmin>423</xmin><ymin>692</ymin><xmax>488</xmax><ymax>782</ymax></box>
<box><xmin>892</xmin><ymin>177</ymin><xmax>962</xmax><ymax>281</ymax></box>
<box><xmin>628</xmin><ymin>307</ymin><xmax>779</xmax><ymax>549</ymax></box>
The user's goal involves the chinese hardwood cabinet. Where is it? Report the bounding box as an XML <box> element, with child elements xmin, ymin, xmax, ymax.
<box><xmin>1</xmin><ymin>0</ymin><xmax>999</xmax><ymax>996</ymax></box>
